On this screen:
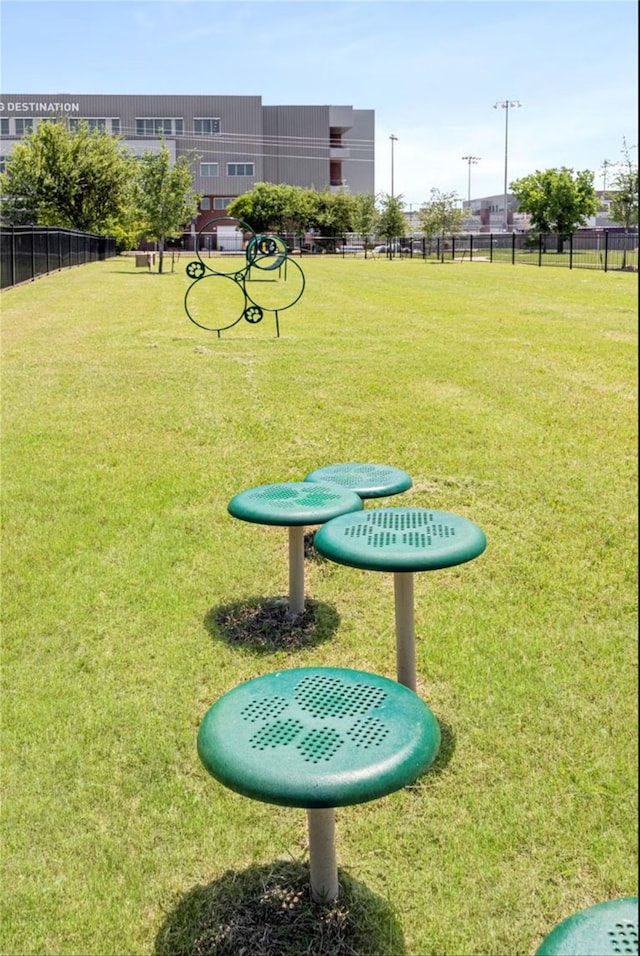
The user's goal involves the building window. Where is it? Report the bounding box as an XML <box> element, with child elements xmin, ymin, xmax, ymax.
<box><xmin>200</xmin><ymin>163</ymin><xmax>219</xmax><ymax>177</ymax></box>
<box><xmin>69</xmin><ymin>118</ymin><xmax>107</xmax><ymax>131</ymax></box>
<box><xmin>15</xmin><ymin>119</ymin><xmax>34</xmax><ymax>135</ymax></box>
<box><xmin>228</xmin><ymin>163</ymin><xmax>254</xmax><ymax>176</ymax></box>
<box><xmin>0</xmin><ymin>119</ymin><xmax>8</xmax><ymax>135</ymax></box>
<box><xmin>213</xmin><ymin>198</ymin><xmax>233</xmax><ymax>209</ymax></box>
<box><xmin>111</xmin><ymin>118</ymin><xmax>120</xmax><ymax>135</ymax></box>
<box><xmin>0</xmin><ymin>155</ymin><xmax>5</xmax><ymax>174</ymax></box>
<box><xmin>136</xmin><ymin>118</ymin><xmax>174</xmax><ymax>136</ymax></box>
<box><xmin>200</xmin><ymin>197</ymin><xmax>211</xmax><ymax>210</ymax></box>
<box><xmin>194</xmin><ymin>118</ymin><xmax>221</xmax><ymax>136</ymax></box>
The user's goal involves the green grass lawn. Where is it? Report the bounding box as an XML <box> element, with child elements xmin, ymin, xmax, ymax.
<box><xmin>1</xmin><ymin>255</ymin><xmax>637</xmax><ymax>956</ymax></box>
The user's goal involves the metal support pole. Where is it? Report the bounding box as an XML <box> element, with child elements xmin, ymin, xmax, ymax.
<box><xmin>493</xmin><ymin>101</ymin><xmax>521</xmax><ymax>233</ymax></box>
<box><xmin>11</xmin><ymin>226</ymin><xmax>16</xmax><ymax>287</ymax></box>
<box><xmin>307</xmin><ymin>808</ymin><xmax>339</xmax><ymax>902</ymax></box>
<box><xmin>394</xmin><ymin>571</ymin><xmax>417</xmax><ymax>690</ymax></box>
<box><xmin>503</xmin><ymin>106</ymin><xmax>509</xmax><ymax>232</ymax></box>
<box><xmin>461</xmin><ymin>156</ymin><xmax>480</xmax><ymax>208</ymax></box>
<box><xmin>390</xmin><ymin>134</ymin><xmax>398</xmax><ymax>198</ymax></box>
<box><xmin>288</xmin><ymin>526</ymin><xmax>305</xmax><ymax>618</ymax></box>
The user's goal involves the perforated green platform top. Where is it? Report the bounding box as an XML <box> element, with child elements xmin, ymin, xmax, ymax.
<box><xmin>197</xmin><ymin>667</ymin><xmax>441</xmax><ymax>809</ymax></box>
<box><xmin>228</xmin><ymin>482</ymin><xmax>363</xmax><ymax>527</ymax></box>
<box><xmin>535</xmin><ymin>897</ymin><xmax>638</xmax><ymax>955</ymax></box>
<box><xmin>304</xmin><ymin>463</ymin><xmax>412</xmax><ymax>499</ymax></box>
<box><xmin>313</xmin><ymin>507</ymin><xmax>487</xmax><ymax>572</ymax></box>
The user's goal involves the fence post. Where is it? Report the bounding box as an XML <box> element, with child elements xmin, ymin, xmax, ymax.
<box><xmin>511</xmin><ymin>232</ymin><xmax>516</xmax><ymax>265</ymax></box>
<box><xmin>31</xmin><ymin>225</ymin><xmax>36</xmax><ymax>282</ymax></box>
<box><xmin>489</xmin><ymin>234</ymin><xmax>494</xmax><ymax>263</ymax></box>
<box><xmin>604</xmin><ymin>230</ymin><xmax>609</xmax><ymax>273</ymax></box>
<box><xmin>538</xmin><ymin>233</ymin><xmax>543</xmax><ymax>267</ymax></box>
<box><xmin>452</xmin><ymin>236</ymin><xmax>456</xmax><ymax>260</ymax></box>
<box><xmin>569</xmin><ymin>233</ymin><xmax>573</xmax><ymax>270</ymax></box>
<box><xmin>469</xmin><ymin>234</ymin><xmax>473</xmax><ymax>261</ymax></box>
<box><xmin>11</xmin><ymin>225</ymin><xmax>16</xmax><ymax>288</ymax></box>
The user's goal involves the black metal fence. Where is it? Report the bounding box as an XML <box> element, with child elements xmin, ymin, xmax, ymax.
<box><xmin>0</xmin><ymin>225</ymin><xmax>117</xmax><ymax>289</ymax></box>
<box><xmin>289</xmin><ymin>230</ymin><xmax>638</xmax><ymax>272</ymax></box>
<box><xmin>424</xmin><ymin>230</ymin><xmax>638</xmax><ymax>272</ymax></box>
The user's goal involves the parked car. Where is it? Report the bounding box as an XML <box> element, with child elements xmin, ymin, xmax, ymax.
<box><xmin>373</xmin><ymin>242</ymin><xmax>413</xmax><ymax>254</ymax></box>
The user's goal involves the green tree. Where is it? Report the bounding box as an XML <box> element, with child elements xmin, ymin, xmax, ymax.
<box><xmin>0</xmin><ymin>118</ymin><xmax>134</xmax><ymax>232</ymax></box>
<box><xmin>133</xmin><ymin>143</ymin><xmax>200</xmax><ymax>273</ymax></box>
<box><xmin>608</xmin><ymin>139</ymin><xmax>639</xmax><ymax>270</ymax></box>
<box><xmin>608</xmin><ymin>138</ymin><xmax>639</xmax><ymax>232</ymax></box>
<box><xmin>376</xmin><ymin>193</ymin><xmax>407</xmax><ymax>251</ymax></box>
<box><xmin>309</xmin><ymin>189</ymin><xmax>356</xmax><ymax>239</ymax></box>
<box><xmin>510</xmin><ymin>167</ymin><xmax>599</xmax><ymax>252</ymax></box>
<box><xmin>351</xmin><ymin>193</ymin><xmax>379</xmax><ymax>253</ymax></box>
<box><xmin>417</xmin><ymin>189</ymin><xmax>465</xmax><ymax>240</ymax></box>
<box><xmin>228</xmin><ymin>182</ymin><xmax>313</xmax><ymax>235</ymax></box>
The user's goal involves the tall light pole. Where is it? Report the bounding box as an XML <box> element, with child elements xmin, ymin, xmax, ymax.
<box><xmin>600</xmin><ymin>158</ymin><xmax>616</xmax><ymax>194</ymax></box>
<box><xmin>461</xmin><ymin>155</ymin><xmax>481</xmax><ymax>205</ymax></box>
<box><xmin>493</xmin><ymin>100</ymin><xmax>522</xmax><ymax>231</ymax></box>
<box><xmin>389</xmin><ymin>134</ymin><xmax>398</xmax><ymax>198</ymax></box>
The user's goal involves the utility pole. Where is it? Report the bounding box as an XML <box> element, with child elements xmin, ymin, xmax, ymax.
<box><xmin>493</xmin><ymin>100</ymin><xmax>522</xmax><ymax>231</ymax></box>
<box><xmin>600</xmin><ymin>159</ymin><xmax>616</xmax><ymax>194</ymax></box>
<box><xmin>389</xmin><ymin>134</ymin><xmax>398</xmax><ymax>198</ymax></box>
<box><xmin>461</xmin><ymin>155</ymin><xmax>481</xmax><ymax>205</ymax></box>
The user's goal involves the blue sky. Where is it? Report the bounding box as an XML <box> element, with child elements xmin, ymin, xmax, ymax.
<box><xmin>1</xmin><ymin>0</ymin><xmax>637</xmax><ymax>206</ymax></box>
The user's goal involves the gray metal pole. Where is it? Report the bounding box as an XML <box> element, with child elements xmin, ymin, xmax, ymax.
<box><xmin>503</xmin><ymin>105</ymin><xmax>509</xmax><ymax>232</ymax></box>
<box><xmin>288</xmin><ymin>526</ymin><xmax>305</xmax><ymax>618</ymax></box>
<box><xmin>307</xmin><ymin>808</ymin><xmax>339</xmax><ymax>902</ymax></box>
<box><xmin>494</xmin><ymin>101</ymin><xmax>521</xmax><ymax>233</ymax></box>
<box><xmin>394</xmin><ymin>571</ymin><xmax>417</xmax><ymax>690</ymax></box>
<box><xmin>390</xmin><ymin>134</ymin><xmax>398</xmax><ymax>198</ymax></box>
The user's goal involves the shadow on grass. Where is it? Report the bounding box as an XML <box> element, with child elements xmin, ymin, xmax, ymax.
<box><xmin>154</xmin><ymin>860</ymin><xmax>407</xmax><ymax>956</ymax></box>
<box><xmin>204</xmin><ymin>596</ymin><xmax>340</xmax><ymax>654</ymax></box>
<box><xmin>304</xmin><ymin>529</ymin><xmax>327</xmax><ymax>564</ymax></box>
<box><xmin>407</xmin><ymin>717</ymin><xmax>456</xmax><ymax>786</ymax></box>
<box><xmin>431</xmin><ymin>718</ymin><xmax>456</xmax><ymax>772</ymax></box>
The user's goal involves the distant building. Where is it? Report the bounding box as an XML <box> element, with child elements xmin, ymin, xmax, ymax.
<box><xmin>461</xmin><ymin>190</ymin><xmax>625</xmax><ymax>233</ymax></box>
<box><xmin>0</xmin><ymin>93</ymin><xmax>375</xmax><ymax>242</ymax></box>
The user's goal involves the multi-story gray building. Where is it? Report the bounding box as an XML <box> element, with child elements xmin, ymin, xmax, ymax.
<box><xmin>462</xmin><ymin>190</ymin><xmax>624</xmax><ymax>234</ymax></box>
<box><xmin>0</xmin><ymin>93</ymin><xmax>374</xmax><ymax>244</ymax></box>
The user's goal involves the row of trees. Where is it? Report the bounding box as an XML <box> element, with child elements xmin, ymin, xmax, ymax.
<box><xmin>228</xmin><ymin>184</ymin><xmax>489</xmax><ymax>244</ymax></box>
<box><xmin>1</xmin><ymin>120</ymin><xmax>637</xmax><ymax>267</ymax></box>
<box><xmin>228</xmin><ymin>147</ymin><xmax>638</xmax><ymax>245</ymax></box>
<box><xmin>228</xmin><ymin>184</ymin><xmax>470</xmax><ymax>243</ymax></box>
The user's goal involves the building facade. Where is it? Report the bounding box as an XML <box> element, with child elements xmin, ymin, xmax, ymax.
<box><xmin>462</xmin><ymin>190</ymin><xmax>623</xmax><ymax>234</ymax></box>
<box><xmin>0</xmin><ymin>94</ymin><xmax>375</xmax><ymax>243</ymax></box>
